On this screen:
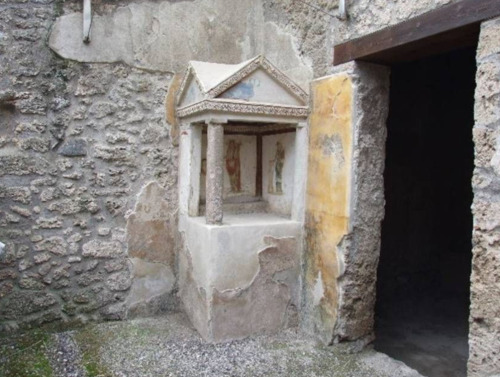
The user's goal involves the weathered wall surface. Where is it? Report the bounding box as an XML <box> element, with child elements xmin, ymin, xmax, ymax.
<box><xmin>469</xmin><ymin>16</ymin><xmax>500</xmax><ymax>377</ymax></box>
<box><xmin>302</xmin><ymin>73</ymin><xmax>353</xmax><ymax>344</ymax></box>
<box><xmin>333</xmin><ymin>0</ymin><xmax>460</xmax><ymax>45</ymax></box>
<box><xmin>179</xmin><ymin>215</ymin><xmax>301</xmax><ymax>342</ymax></box>
<box><xmin>334</xmin><ymin>63</ymin><xmax>389</xmax><ymax>342</ymax></box>
<box><xmin>48</xmin><ymin>0</ymin><xmax>335</xmax><ymax>90</ymax></box>
<box><xmin>126</xmin><ymin>182</ymin><xmax>179</xmax><ymax>317</ymax></box>
<box><xmin>0</xmin><ymin>0</ymin><xmax>330</xmax><ymax>330</ymax></box>
<box><xmin>302</xmin><ymin>63</ymin><xmax>389</xmax><ymax>345</ymax></box>
<box><xmin>263</xmin><ymin>0</ymin><xmax>334</xmax><ymax>78</ymax></box>
<box><xmin>0</xmin><ymin>0</ymin><xmax>177</xmax><ymax>330</ymax></box>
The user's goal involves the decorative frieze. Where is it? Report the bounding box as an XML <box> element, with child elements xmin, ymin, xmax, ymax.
<box><xmin>177</xmin><ymin>99</ymin><xmax>309</xmax><ymax>119</ymax></box>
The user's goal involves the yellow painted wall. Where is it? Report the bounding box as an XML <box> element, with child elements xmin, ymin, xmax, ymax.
<box><xmin>305</xmin><ymin>74</ymin><xmax>352</xmax><ymax>338</ymax></box>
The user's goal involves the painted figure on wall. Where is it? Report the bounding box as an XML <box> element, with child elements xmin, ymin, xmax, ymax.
<box><xmin>226</xmin><ymin>140</ymin><xmax>242</xmax><ymax>192</ymax></box>
<box><xmin>268</xmin><ymin>141</ymin><xmax>285</xmax><ymax>194</ymax></box>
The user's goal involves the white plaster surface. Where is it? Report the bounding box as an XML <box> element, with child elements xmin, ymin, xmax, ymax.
<box><xmin>181</xmin><ymin>213</ymin><xmax>301</xmax><ymax>292</ymax></box>
<box><xmin>49</xmin><ymin>0</ymin><xmax>312</xmax><ymax>90</ymax></box>
<box><xmin>262</xmin><ymin>132</ymin><xmax>296</xmax><ymax>216</ymax></box>
<box><xmin>179</xmin><ymin>125</ymin><xmax>191</xmax><ymax>216</ymax></box>
<box><xmin>291</xmin><ymin>124</ymin><xmax>308</xmax><ymax>222</ymax></box>
<box><xmin>127</xmin><ymin>258</ymin><xmax>176</xmax><ymax>309</ymax></box>
<box><xmin>191</xmin><ymin>58</ymin><xmax>255</xmax><ymax>92</ymax></box>
<box><xmin>179</xmin><ymin>125</ymin><xmax>202</xmax><ymax>217</ymax></box>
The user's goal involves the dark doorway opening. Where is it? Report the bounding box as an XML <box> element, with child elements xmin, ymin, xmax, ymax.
<box><xmin>374</xmin><ymin>47</ymin><xmax>476</xmax><ymax>377</ymax></box>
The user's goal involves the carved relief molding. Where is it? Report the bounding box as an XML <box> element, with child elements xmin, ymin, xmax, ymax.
<box><xmin>177</xmin><ymin>99</ymin><xmax>309</xmax><ymax>119</ymax></box>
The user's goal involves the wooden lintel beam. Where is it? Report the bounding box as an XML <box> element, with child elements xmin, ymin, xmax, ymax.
<box><xmin>333</xmin><ymin>0</ymin><xmax>500</xmax><ymax>65</ymax></box>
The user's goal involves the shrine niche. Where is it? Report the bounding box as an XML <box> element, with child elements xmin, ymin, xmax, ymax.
<box><xmin>176</xmin><ymin>55</ymin><xmax>309</xmax><ymax>342</ymax></box>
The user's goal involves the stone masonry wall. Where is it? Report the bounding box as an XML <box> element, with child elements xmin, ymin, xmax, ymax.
<box><xmin>333</xmin><ymin>0</ymin><xmax>461</xmax><ymax>45</ymax></box>
<box><xmin>0</xmin><ymin>0</ymin><xmax>330</xmax><ymax>330</ymax></box>
<box><xmin>0</xmin><ymin>0</ymin><xmax>177</xmax><ymax>330</ymax></box>
<box><xmin>469</xmin><ymin>16</ymin><xmax>500</xmax><ymax>377</ymax></box>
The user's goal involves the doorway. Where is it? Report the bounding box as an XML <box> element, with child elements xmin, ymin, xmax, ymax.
<box><xmin>374</xmin><ymin>47</ymin><xmax>476</xmax><ymax>377</ymax></box>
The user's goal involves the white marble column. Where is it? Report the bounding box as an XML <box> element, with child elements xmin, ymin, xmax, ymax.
<box><xmin>205</xmin><ymin>122</ymin><xmax>224</xmax><ymax>224</ymax></box>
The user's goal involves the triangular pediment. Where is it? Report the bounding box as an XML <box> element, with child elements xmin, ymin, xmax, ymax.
<box><xmin>178</xmin><ymin>74</ymin><xmax>204</xmax><ymax>108</ymax></box>
<box><xmin>190</xmin><ymin>58</ymin><xmax>255</xmax><ymax>93</ymax></box>
<box><xmin>217</xmin><ymin>67</ymin><xmax>304</xmax><ymax>106</ymax></box>
<box><xmin>176</xmin><ymin>56</ymin><xmax>308</xmax><ymax>109</ymax></box>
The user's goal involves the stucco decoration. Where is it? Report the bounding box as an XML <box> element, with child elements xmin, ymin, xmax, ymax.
<box><xmin>176</xmin><ymin>55</ymin><xmax>308</xmax><ymax>123</ymax></box>
<box><xmin>176</xmin><ymin>56</ymin><xmax>309</xmax><ymax>342</ymax></box>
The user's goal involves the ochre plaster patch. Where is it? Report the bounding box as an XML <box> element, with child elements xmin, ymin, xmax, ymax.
<box><xmin>165</xmin><ymin>73</ymin><xmax>183</xmax><ymax>146</ymax></box>
<box><xmin>305</xmin><ymin>74</ymin><xmax>352</xmax><ymax>342</ymax></box>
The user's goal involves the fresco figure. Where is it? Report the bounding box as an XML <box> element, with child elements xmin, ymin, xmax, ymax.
<box><xmin>268</xmin><ymin>141</ymin><xmax>285</xmax><ymax>194</ymax></box>
<box><xmin>226</xmin><ymin>140</ymin><xmax>242</xmax><ymax>192</ymax></box>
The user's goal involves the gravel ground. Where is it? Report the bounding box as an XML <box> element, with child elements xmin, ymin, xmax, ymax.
<box><xmin>47</xmin><ymin>333</ymin><xmax>86</xmax><ymax>377</ymax></box>
<box><xmin>1</xmin><ymin>312</ymin><xmax>423</xmax><ymax>377</ymax></box>
<box><xmin>68</xmin><ymin>312</ymin><xmax>423</xmax><ymax>377</ymax></box>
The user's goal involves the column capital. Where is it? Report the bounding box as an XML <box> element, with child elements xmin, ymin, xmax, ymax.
<box><xmin>205</xmin><ymin>119</ymin><xmax>228</xmax><ymax>126</ymax></box>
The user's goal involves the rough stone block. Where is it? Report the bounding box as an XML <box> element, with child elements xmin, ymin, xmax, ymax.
<box><xmin>17</xmin><ymin>137</ymin><xmax>50</xmax><ymax>152</ymax></box>
<box><xmin>36</xmin><ymin>217</ymin><xmax>63</xmax><ymax>229</ymax></box>
<box><xmin>82</xmin><ymin>239</ymin><xmax>125</xmax><ymax>258</ymax></box>
<box><xmin>477</xmin><ymin>18</ymin><xmax>500</xmax><ymax>60</ymax></box>
<box><xmin>0</xmin><ymin>186</ymin><xmax>31</xmax><ymax>204</ymax></box>
<box><xmin>0</xmin><ymin>291</ymin><xmax>57</xmax><ymax>319</ymax></box>
<box><xmin>0</xmin><ymin>269</ymin><xmax>17</xmax><ymax>280</ymax></box>
<box><xmin>100</xmin><ymin>302</ymin><xmax>127</xmax><ymax>321</ymax></box>
<box><xmin>48</xmin><ymin>198</ymin><xmax>99</xmax><ymax>215</ymax></box>
<box><xmin>106</xmin><ymin>269</ymin><xmax>132</xmax><ymax>292</ymax></box>
<box><xmin>76</xmin><ymin>271</ymin><xmax>104</xmax><ymax>287</ymax></box>
<box><xmin>0</xmin><ymin>281</ymin><xmax>14</xmax><ymax>299</ymax></box>
<box><xmin>0</xmin><ymin>155</ymin><xmax>46</xmax><ymax>176</ymax></box>
<box><xmin>35</xmin><ymin>236</ymin><xmax>67</xmax><ymax>256</ymax></box>
<box><xmin>19</xmin><ymin>274</ymin><xmax>45</xmax><ymax>290</ymax></box>
<box><xmin>58</xmin><ymin>138</ymin><xmax>87</xmax><ymax>157</ymax></box>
